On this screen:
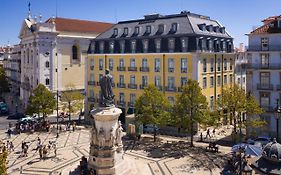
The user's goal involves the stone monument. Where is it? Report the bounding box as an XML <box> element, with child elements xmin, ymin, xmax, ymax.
<box><xmin>88</xmin><ymin>69</ymin><xmax>133</xmax><ymax>175</ymax></box>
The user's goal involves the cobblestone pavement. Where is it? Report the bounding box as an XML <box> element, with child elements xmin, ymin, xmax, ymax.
<box><xmin>1</xmin><ymin>128</ymin><xmax>232</xmax><ymax>175</ymax></box>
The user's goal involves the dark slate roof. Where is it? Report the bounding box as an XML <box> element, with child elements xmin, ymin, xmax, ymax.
<box><xmin>95</xmin><ymin>11</ymin><xmax>231</xmax><ymax>40</ymax></box>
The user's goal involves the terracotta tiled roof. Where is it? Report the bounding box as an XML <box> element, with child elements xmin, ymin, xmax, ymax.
<box><xmin>251</xmin><ymin>15</ymin><xmax>281</xmax><ymax>34</ymax></box>
<box><xmin>46</xmin><ymin>17</ymin><xmax>113</xmax><ymax>33</ymax></box>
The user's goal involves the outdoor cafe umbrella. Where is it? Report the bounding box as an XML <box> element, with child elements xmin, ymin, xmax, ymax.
<box><xmin>231</xmin><ymin>143</ymin><xmax>263</xmax><ymax>157</ymax></box>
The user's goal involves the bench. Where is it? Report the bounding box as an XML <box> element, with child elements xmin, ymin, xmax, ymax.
<box><xmin>206</xmin><ymin>142</ymin><xmax>219</xmax><ymax>153</ymax></box>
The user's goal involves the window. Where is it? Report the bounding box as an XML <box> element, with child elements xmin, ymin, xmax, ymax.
<box><xmin>168</xmin><ymin>97</ymin><xmax>175</xmax><ymax>104</ymax></box>
<box><xmin>261</xmin><ymin>38</ymin><xmax>268</xmax><ymax>51</ymax></box>
<box><xmin>224</xmin><ymin>58</ymin><xmax>227</xmax><ymax>71</ymax></box>
<box><xmin>109</xmin><ymin>41</ymin><xmax>114</xmax><ymax>53</ymax></box>
<box><xmin>155</xmin><ymin>39</ymin><xmax>161</xmax><ymax>52</ymax></box>
<box><xmin>210</xmin><ymin>76</ymin><xmax>214</xmax><ymax>87</ymax></box>
<box><xmin>181</xmin><ymin>77</ymin><xmax>187</xmax><ymax>86</ymax></box>
<box><xmin>130</xmin><ymin>58</ymin><xmax>136</xmax><ymax>67</ymax></box>
<box><xmin>168</xmin><ymin>58</ymin><xmax>174</xmax><ymax>72</ymax></box>
<box><xmin>203</xmin><ymin>77</ymin><xmax>207</xmax><ymax>89</ymax></box>
<box><xmin>124</xmin><ymin>27</ymin><xmax>128</xmax><ymax>35</ymax></box>
<box><xmin>217</xmin><ymin>58</ymin><xmax>221</xmax><ymax>71</ymax></box>
<box><xmin>168</xmin><ymin>38</ymin><xmax>175</xmax><ymax>52</ymax></box>
<box><xmin>181</xmin><ymin>58</ymin><xmax>188</xmax><ymax>73</ymax></box>
<box><xmin>168</xmin><ymin>77</ymin><xmax>175</xmax><ymax>88</ymax></box>
<box><xmin>203</xmin><ymin>58</ymin><xmax>207</xmax><ymax>72</ymax></box>
<box><xmin>229</xmin><ymin>74</ymin><xmax>233</xmax><ymax>83</ymax></box>
<box><xmin>146</xmin><ymin>25</ymin><xmax>151</xmax><ymax>34</ymax></box>
<box><xmin>260</xmin><ymin>54</ymin><xmax>269</xmax><ymax>68</ymax></box>
<box><xmin>90</xmin><ymin>59</ymin><xmax>94</xmax><ymax>70</ymax></box>
<box><xmin>222</xmin><ymin>41</ymin><xmax>226</xmax><ymax>51</ymax></box>
<box><xmin>130</xmin><ymin>94</ymin><xmax>136</xmax><ymax>103</ymax></box>
<box><xmin>217</xmin><ymin>75</ymin><xmax>221</xmax><ymax>86</ymax></box>
<box><xmin>45</xmin><ymin>61</ymin><xmax>50</xmax><ymax>68</ymax></box>
<box><xmin>201</xmin><ymin>39</ymin><xmax>207</xmax><ymax>51</ymax></box>
<box><xmin>155</xmin><ymin>58</ymin><xmax>161</xmax><ymax>72</ymax></box>
<box><xmin>134</xmin><ymin>26</ymin><xmax>139</xmax><ymax>34</ymax></box>
<box><xmin>113</xmin><ymin>28</ymin><xmax>118</xmax><ymax>36</ymax></box>
<box><xmin>119</xmin><ymin>58</ymin><xmax>125</xmax><ymax>67</ymax></box>
<box><xmin>131</xmin><ymin>40</ymin><xmax>136</xmax><ymax>53</ymax></box>
<box><xmin>90</xmin><ymin>73</ymin><xmax>95</xmax><ymax>82</ymax></box>
<box><xmin>99</xmin><ymin>59</ymin><xmax>103</xmax><ymax>70</ymax></box>
<box><xmin>99</xmin><ymin>74</ymin><xmax>103</xmax><ymax>81</ymax></box>
<box><xmin>181</xmin><ymin>37</ymin><xmax>188</xmax><ymax>51</ymax></box>
<box><xmin>142</xmin><ymin>58</ymin><xmax>148</xmax><ymax>67</ymax></box>
<box><xmin>99</xmin><ymin>42</ymin><xmax>104</xmax><ymax>52</ymax></box>
<box><xmin>243</xmin><ymin>77</ymin><xmax>246</xmax><ymax>84</ymax></box>
<box><xmin>207</xmin><ymin>25</ymin><xmax>213</xmax><ymax>32</ymax></box>
<box><xmin>109</xmin><ymin>58</ymin><xmax>114</xmax><ymax>71</ymax></box>
<box><xmin>210</xmin><ymin>58</ymin><xmax>214</xmax><ymax>72</ymax></box>
<box><xmin>208</xmin><ymin>40</ymin><xmax>213</xmax><ymax>51</ymax></box>
<box><xmin>220</xmin><ymin>27</ymin><xmax>225</xmax><ymax>34</ymax></box>
<box><xmin>158</xmin><ymin>24</ymin><xmax>164</xmax><ymax>34</ymax></box>
<box><xmin>171</xmin><ymin>23</ymin><xmax>177</xmax><ymax>32</ymax></box>
<box><xmin>237</xmin><ymin>78</ymin><xmax>241</xmax><ymax>84</ymax></box>
<box><xmin>224</xmin><ymin>75</ymin><xmax>227</xmax><ymax>84</ymax></box>
<box><xmin>119</xmin><ymin>93</ymin><xmax>125</xmax><ymax>102</ymax></box>
<box><xmin>130</xmin><ymin>75</ymin><xmax>135</xmax><ymax>84</ymax></box>
<box><xmin>155</xmin><ymin>76</ymin><xmax>161</xmax><ymax>87</ymax></box>
<box><xmin>278</xmin><ymin>20</ymin><xmax>281</xmax><ymax>28</ymax></box>
<box><xmin>260</xmin><ymin>92</ymin><xmax>270</xmax><ymax>108</ymax></box>
<box><xmin>89</xmin><ymin>90</ymin><xmax>94</xmax><ymax>97</ymax></box>
<box><xmin>229</xmin><ymin>58</ymin><xmax>233</xmax><ymax>70</ymax></box>
<box><xmin>260</xmin><ymin>72</ymin><xmax>270</xmax><ymax>85</ymax></box>
<box><xmin>45</xmin><ymin>78</ymin><xmax>50</xmax><ymax>85</ymax></box>
<box><xmin>120</xmin><ymin>40</ymin><xmax>125</xmax><ymax>53</ymax></box>
<box><xmin>72</xmin><ymin>45</ymin><xmax>78</xmax><ymax>60</ymax></box>
<box><xmin>119</xmin><ymin>75</ymin><xmax>124</xmax><ymax>84</ymax></box>
<box><xmin>142</xmin><ymin>76</ymin><xmax>148</xmax><ymax>86</ymax></box>
<box><xmin>210</xmin><ymin>96</ymin><xmax>214</xmax><ymax>110</ymax></box>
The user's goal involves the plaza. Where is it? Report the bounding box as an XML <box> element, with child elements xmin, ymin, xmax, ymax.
<box><xmin>1</xmin><ymin>126</ymin><xmax>232</xmax><ymax>175</ymax></box>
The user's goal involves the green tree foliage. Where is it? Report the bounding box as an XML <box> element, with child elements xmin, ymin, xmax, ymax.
<box><xmin>135</xmin><ymin>85</ymin><xmax>170</xmax><ymax>141</ymax></box>
<box><xmin>174</xmin><ymin>79</ymin><xmax>209</xmax><ymax>146</ymax></box>
<box><xmin>25</xmin><ymin>84</ymin><xmax>56</xmax><ymax>118</ymax></box>
<box><xmin>60</xmin><ymin>84</ymin><xmax>84</xmax><ymax>121</ymax></box>
<box><xmin>0</xmin><ymin>151</ymin><xmax>8</xmax><ymax>175</ymax></box>
<box><xmin>0</xmin><ymin>67</ymin><xmax>10</xmax><ymax>97</ymax></box>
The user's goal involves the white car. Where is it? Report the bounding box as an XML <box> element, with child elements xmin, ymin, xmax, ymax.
<box><xmin>143</xmin><ymin>124</ymin><xmax>159</xmax><ymax>134</ymax></box>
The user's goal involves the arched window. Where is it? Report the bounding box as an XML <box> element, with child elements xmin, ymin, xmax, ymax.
<box><xmin>72</xmin><ymin>45</ymin><xmax>78</xmax><ymax>60</ymax></box>
<box><xmin>45</xmin><ymin>61</ymin><xmax>50</xmax><ymax>68</ymax></box>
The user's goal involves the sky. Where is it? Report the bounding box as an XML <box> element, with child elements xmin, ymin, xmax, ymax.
<box><xmin>1</xmin><ymin>0</ymin><xmax>281</xmax><ymax>47</ymax></box>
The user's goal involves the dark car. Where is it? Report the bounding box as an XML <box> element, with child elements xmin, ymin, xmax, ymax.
<box><xmin>0</xmin><ymin>102</ymin><xmax>9</xmax><ymax>114</ymax></box>
<box><xmin>7</xmin><ymin>113</ymin><xmax>26</xmax><ymax>119</ymax></box>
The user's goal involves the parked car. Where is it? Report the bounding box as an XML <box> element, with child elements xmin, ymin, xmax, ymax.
<box><xmin>7</xmin><ymin>113</ymin><xmax>26</xmax><ymax>119</ymax></box>
<box><xmin>0</xmin><ymin>102</ymin><xmax>9</xmax><ymax>114</ymax></box>
<box><xmin>143</xmin><ymin>124</ymin><xmax>159</xmax><ymax>134</ymax></box>
<box><xmin>247</xmin><ymin>136</ymin><xmax>272</xmax><ymax>147</ymax></box>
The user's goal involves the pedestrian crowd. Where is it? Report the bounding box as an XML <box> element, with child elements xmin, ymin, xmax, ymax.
<box><xmin>35</xmin><ymin>137</ymin><xmax>57</xmax><ymax>160</ymax></box>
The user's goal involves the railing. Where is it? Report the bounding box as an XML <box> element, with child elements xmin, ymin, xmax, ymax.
<box><xmin>117</xmin><ymin>66</ymin><xmax>126</xmax><ymax>71</ymax></box>
<box><xmin>117</xmin><ymin>83</ymin><xmax>126</xmax><ymax>88</ymax></box>
<box><xmin>257</xmin><ymin>84</ymin><xmax>273</xmax><ymax>90</ymax></box>
<box><xmin>155</xmin><ymin>67</ymin><xmax>161</xmax><ymax>72</ymax></box>
<box><xmin>168</xmin><ymin>68</ymin><xmax>174</xmax><ymax>72</ymax></box>
<box><xmin>128</xmin><ymin>67</ymin><xmax>137</xmax><ymax>71</ymax></box>
<box><xmin>181</xmin><ymin>68</ymin><xmax>187</xmax><ymax>73</ymax></box>
<box><xmin>247</xmin><ymin>45</ymin><xmax>281</xmax><ymax>51</ymax></box>
<box><xmin>127</xmin><ymin>102</ymin><xmax>135</xmax><ymax>107</ymax></box>
<box><xmin>165</xmin><ymin>86</ymin><xmax>177</xmax><ymax>92</ymax></box>
<box><xmin>128</xmin><ymin>84</ymin><xmax>137</xmax><ymax>89</ymax></box>
<box><xmin>117</xmin><ymin>101</ymin><xmax>126</xmax><ymax>107</ymax></box>
<box><xmin>261</xmin><ymin>105</ymin><xmax>274</xmax><ymax>112</ymax></box>
<box><xmin>88</xmin><ymin>97</ymin><xmax>95</xmax><ymax>102</ymax></box>
<box><xmin>88</xmin><ymin>81</ymin><xmax>96</xmax><ymax>85</ymax></box>
<box><xmin>139</xmin><ymin>84</ymin><xmax>147</xmax><ymax>89</ymax></box>
<box><xmin>245</xmin><ymin>63</ymin><xmax>281</xmax><ymax>70</ymax></box>
<box><xmin>140</xmin><ymin>67</ymin><xmax>149</xmax><ymax>72</ymax></box>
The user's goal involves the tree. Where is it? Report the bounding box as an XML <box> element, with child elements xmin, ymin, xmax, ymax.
<box><xmin>60</xmin><ymin>84</ymin><xmax>84</xmax><ymax>121</ymax></box>
<box><xmin>135</xmin><ymin>85</ymin><xmax>170</xmax><ymax>142</ymax></box>
<box><xmin>25</xmin><ymin>84</ymin><xmax>56</xmax><ymax>119</ymax></box>
<box><xmin>174</xmin><ymin>79</ymin><xmax>209</xmax><ymax>147</ymax></box>
<box><xmin>0</xmin><ymin>67</ymin><xmax>10</xmax><ymax>98</ymax></box>
<box><xmin>0</xmin><ymin>150</ymin><xmax>8</xmax><ymax>175</ymax></box>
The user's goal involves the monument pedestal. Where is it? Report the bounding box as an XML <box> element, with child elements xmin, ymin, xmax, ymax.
<box><xmin>88</xmin><ymin>106</ymin><xmax>132</xmax><ymax>175</ymax></box>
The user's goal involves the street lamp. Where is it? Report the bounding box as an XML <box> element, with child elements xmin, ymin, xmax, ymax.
<box><xmin>275</xmin><ymin>99</ymin><xmax>281</xmax><ymax>142</ymax></box>
<box><xmin>241</xmin><ymin>161</ymin><xmax>253</xmax><ymax>175</ymax></box>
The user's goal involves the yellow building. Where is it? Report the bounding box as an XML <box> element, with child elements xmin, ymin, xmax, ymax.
<box><xmin>85</xmin><ymin>12</ymin><xmax>235</xmax><ymax>121</ymax></box>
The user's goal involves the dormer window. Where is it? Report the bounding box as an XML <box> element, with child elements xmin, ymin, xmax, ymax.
<box><xmin>171</xmin><ymin>23</ymin><xmax>177</xmax><ymax>32</ymax></box>
<box><xmin>134</xmin><ymin>26</ymin><xmax>139</xmax><ymax>34</ymax></box>
<box><xmin>214</xmin><ymin>26</ymin><xmax>220</xmax><ymax>33</ymax></box>
<box><xmin>207</xmin><ymin>25</ymin><xmax>213</xmax><ymax>32</ymax></box>
<box><xmin>146</xmin><ymin>25</ymin><xmax>151</xmax><ymax>34</ymax></box>
<box><xmin>113</xmin><ymin>28</ymin><xmax>118</xmax><ymax>36</ymax></box>
<box><xmin>123</xmin><ymin>27</ymin><xmax>128</xmax><ymax>36</ymax></box>
<box><xmin>158</xmin><ymin>24</ymin><xmax>164</xmax><ymax>34</ymax></box>
<box><xmin>220</xmin><ymin>27</ymin><xmax>225</xmax><ymax>34</ymax></box>
<box><xmin>198</xmin><ymin>24</ymin><xmax>206</xmax><ymax>31</ymax></box>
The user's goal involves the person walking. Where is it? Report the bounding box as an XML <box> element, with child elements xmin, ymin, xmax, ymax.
<box><xmin>7</xmin><ymin>128</ymin><xmax>12</xmax><ymax>138</ymax></box>
<box><xmin>39</xmin><ymin>146</ymin><xmax>43</xmax><ymax>159</ymax></box>
<box><xmin>9</xmin><ymin>141</ymin><xmax>14</xmax><ymax>152</ymax></box>
<box><xmin>53</xmin><ymin>143</ymin><xmax>57</xmax><ymax>157</ymax></box>
<box><xmin>206</xmin><ymin>129</ymin><xmax>211</xmax><ymax>138</ymax></box>
<box><xmin>72</xmin><ymin>121</ymin><xmax>76</xmax><ymax>132</ymax></box>
<box><xmin>212</xmin><ymin>128</ymin><xmax>216</xmax><ymax>137</ymax></box>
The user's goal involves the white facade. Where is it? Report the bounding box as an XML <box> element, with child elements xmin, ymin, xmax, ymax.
<box><xmin>234</xmin><ymin>51</ymin><xmax>247</xmax><ymax>90</ymax></box>
<box><xmin>247</xmin><ymin>22</ymin><xmax>281</xmax><ymax>140</ymax></box>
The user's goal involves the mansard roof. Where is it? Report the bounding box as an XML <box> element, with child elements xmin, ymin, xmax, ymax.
<box><xmin>46</xmin><ymin>17</ymin><xmax>113</xmax><ymax>34</ymax></box>
<box><xmin>95</xmin><ymin>11</ymin><xmax>232</xmax><ymax>40</ymax></box>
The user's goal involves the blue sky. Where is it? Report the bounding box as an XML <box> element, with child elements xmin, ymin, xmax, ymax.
<box><xmin>1</xmin><ymin>0</ymin><xmax>281</xmax><ymax>47</ymax></box>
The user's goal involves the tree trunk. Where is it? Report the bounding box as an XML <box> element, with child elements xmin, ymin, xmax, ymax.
<box><xmin>190</xmin><ymin>109</ymin><xmax>194</xmax><ymax>147</ymax></box>
<box><xmin>153</xmin><ymin>127</ymin><xmax>156</xmax><ymax>142</ymax></box>
<box><xmin>239</xmin><ymin>113</ymin><xmax>242</xmax><ymax>142</ymax></box>
<box><xmin>68</xmin><ymin>101</ymin><xmax>71</xmax><ymax>122</ymax></box>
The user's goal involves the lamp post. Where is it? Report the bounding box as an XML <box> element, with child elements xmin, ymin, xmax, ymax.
<box><xmin>241</xmin><ymin>160</ymin><xmax>253</xmax><ymax>175</ymax></box>
<box><xmin>275</xmin><ymin>99</ymin><xmax>281</xmax><ymax>142</ymax></box>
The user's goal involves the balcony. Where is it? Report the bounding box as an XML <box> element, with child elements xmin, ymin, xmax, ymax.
<box><xmin>247</xmin><ymin>45</ymin><xmax>281</xmax><ymax>52</ymax></box>
<box><xmin>117</xmin><ymin>66</ymin><xmax>126</xmax><ymax>71</ymax></box>
<box><xmin>165</xmin><ymin>86</ymin><xmax>177</xmax><ymax>92</ymax></box>
<box><xmin>96</xmin><ymin>82</ymin><xmax>100</xmax><ymax>86</ymax></box>
<box><xmin>276</xmin><ymin>85</ymin><xmax>281</xmax><ymax>91</ymax></box>
<box><xmin>88</xmin><ymin>97</ymin><xmax>95</xmax><ymax>102</ymax></box>
<box><xmin>117</xmin><ymin>101</ymin><xmax>126</xmax><ymax>107</ymax></box>
<box><xmin>261</xmin><ymin>105</ymin><xmax>274</xmax><ymax>112</ymax></box>
<box><xmin>168</xmin><ymin>68</ymin><xmax>174</xmax><ymax>73</ymax></box>
<box><xmin>128</xmin><ymin>84</ymin><xmax>137</xmax><ymax>89</ymax></box>
<box><xmin>245</xmin><ymin>63</ymin><xmax>281</xmax><ymax>70</ymax></box>
<box><xmin>181</xmin><ymin>68</ymin><xmax>187</xmax><ymax>73</ymax></box>
<box><xmin>127</xmin><ymin>102</ymin><xmax>135</xmax><ymax>107</ymax></box>
<box><xmin>257</xmin><ymin>84</ymin><xmax>273</xmax><ymax>90</ymax></box>
<box><xmin>155</xmin><ymin>67</ymin><xmax>161</xmax><ymax>72</ymax></box>
<box><xmin>139</xmin><ymin>84</ymin><xmax>147</xmax><ymax>89</ymax></box>
<box><xmin>128</xmin><ymin>67</ymin><xmax>137</xmax><ymax>71</ymax></box>
<box><xmin>88</xmin><ymin>81</ymin><xmax>96</xmax><ymax>86</ymax></box>
<box><xmin>117</xmin><ymin>83</ymin><xmax>126</xmax><ymax>88</ymax></box>
<box><xmin>140</xmin><ymin>67</ymin><xmax>149</xmax><ymax>72</ymax></box>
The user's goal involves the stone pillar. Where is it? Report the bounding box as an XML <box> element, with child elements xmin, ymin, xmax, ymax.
<box><xmin>88</xmin><ymin>106</ymin><xmax>129</xmax><ymax>175</ymax></box>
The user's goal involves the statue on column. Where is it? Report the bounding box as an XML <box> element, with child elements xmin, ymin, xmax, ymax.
<box><xmin>100</xmin><ymin>69</ymin><xmax>115</xmax><ymax>107</ymax></box>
